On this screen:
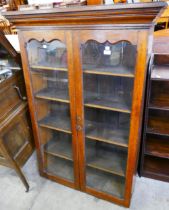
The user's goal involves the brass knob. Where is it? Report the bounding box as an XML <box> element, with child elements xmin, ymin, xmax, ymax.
<box><xmin>76</xmin><ymin>125</ymin><xmax>82</xmax><ymax>131</ymax></box>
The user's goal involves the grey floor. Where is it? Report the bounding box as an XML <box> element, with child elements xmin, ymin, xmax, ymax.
<box><xmin>0</xmin><ymin>153</ymin><xmax>169</xmax><ymax>210</ymax></box>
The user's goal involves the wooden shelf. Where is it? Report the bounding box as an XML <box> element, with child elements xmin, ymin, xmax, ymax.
<box><xmin>149</xmin><ymin>79</ymin><xmax>169</xmax><ymax>109</ymax></box>
<box><xmin>143</xmin><ymin>155</ymin><xmax>169</xmax><ymax>178</ymax></box>
<box><xmin>86</xmin><ymin>145</ymin><xmax>127</xmax><ymax>177</ymax></box>
<box><xmin>44</xmin><ymin>138</ymin><xmax>72</xmax><ymax>161</ymax></box>
<box><xmin>145</xmin><ymin>134</ymin><xmax>169</xmax><ymax>159</ymax></box>
<box><xmin>145</xmin><ymin>152</ymin><xmax>169</xmax><ymax>159</ymax></box>
<box><xmin>148</xmin><ymin>105</ymin><xmax>169</xmax><ymax>111</ymax></box>
<box><xmin>142</xmin><ymin>171</ymin><xmax>169</xmax><ymax>183</ymax></box>
<box><xmin>83</xmin><ymin>65</ymin><xmax>134</xmax><ymax>78</ymax></box>
<box><xmin>147</xmin><ymin>109</ymin><xmax>169</xmax><ymax>135</ymax></box>
<box><xmin>8</xmin><ymin>66</ymin><xmax>21</xmax><ymax>70</ymax></box>
<box><xmin>151</xmin><ymin>65</ymin><xmax>169</xmax><ymax>80</ymax></box>
<box><xmin>85</xmin><ymin>121</ymin><xmax>129</xmax><ymax>148</ymax></box>
<box><xmin>146</xmin><ymin>128</ymin><xmax>169</xmax><ymax>136</ymax></box>
<box><xmin>146</xmin><ymin>129</ymin><xmax>169</xmax><ymax>137</ymax></box>
<box><xmin>31</xmin><ymin>65</ymin><xmax>67</xmax><ymax>72</ymax></box>
<box><xmin>86</xmin><ymin>167</ymin><xmax>125</xmax><ymax>199</ymax></box>
<box><xmin>36</xmin><ymin>88</ymin><xmax>69</xmax><ymax>103</ymax></box>
<box><xmin>45</xmin><ymin>154</ymin><xmax>74</xmax><ymax>181</ymax></box>
<box><xmin>39</xmin><ymin>115</ymin><xmax>71</xmax><ymax>134</ymax></box>
<box><xmin>143</xmin><ymin>53</ymin><xmax>169</xmax><ymax>181</ymax></box>
<box><xmin>84</xmin><ymin>97</ymin><xmax>131</xmax><ymax>113</ymax></box>
<box><xmin>154</xmin><ymin>54</ymin><xmax>169</xmax><ymax>65</ymax></box>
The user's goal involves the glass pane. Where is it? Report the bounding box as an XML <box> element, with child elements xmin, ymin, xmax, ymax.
<box><xmin>86</xmin><ymin>140</ymin><xmax>127</xmax><ymax>177</ymax></box>
<box><xmin>0</xmin><ymin>43</ymin><xmax>20</xmax><ymax>83</ymax></box>
<box><xmin>85</xmin><ymin>108</ymin><xmax>130</xmax><ymax>147</ymax></box>
<box><xmin>82</xmin><ymin>40</ymin><xmax>136</xmax><ymax>76</ymax></box>
<box><xmin>31</xmin><ymin>70</ymin><xmax>69</xmax><ymax>103</ymax></box>
<box><xmin>27</xmin><ymin>39</ymin><xmax>74</xmax><ymax>182</ymax></box>
<box><xmin>86</xmin><ymin>167</ymin><xmax>125</xmax><ymax>199</ymax></box>
<box><xmin>43</xmin><ymin>130</ymin><xmax>74</xmax><ymax>181</ymax></box>
<box><xmin>27</xmin><ymin>40</ymin><xmax>67</xmax><ymax>69</ymax></box>
<box><xmin>84</xmin><ymin>74</ymin><xmax>133</xmax><ymax>112</ymax></box>
<box><xmin>38</xmin><ymin>101</ymin><xmax>71</xmax><ymax>132</ymax></box>
<box><xmin>81</xmin><ymin>40</ymin><xmax>136</xmax><ymax>199</ymax></box>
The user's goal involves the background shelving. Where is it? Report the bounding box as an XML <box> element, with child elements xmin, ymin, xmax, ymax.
<box><xmin>139</xmin><ymin>53</ymin><xmax>169</xmax><ymax>182</ymax></box>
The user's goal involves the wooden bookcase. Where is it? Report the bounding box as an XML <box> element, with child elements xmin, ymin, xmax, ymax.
<box><xmin>4</xmin><ymin>3</ymin><xmax>165</xmax><ymax>207</ymax></box>
<box><xmin>139</xmin><ymin>52</ymin><xmax>169</xmax><ymax>182</ymax></box>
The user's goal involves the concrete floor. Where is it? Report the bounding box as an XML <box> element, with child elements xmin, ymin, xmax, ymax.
<box><xmin>0</xmin><ymin>153</ymin><xmax>169</xmax><ymax>210</ymax></box>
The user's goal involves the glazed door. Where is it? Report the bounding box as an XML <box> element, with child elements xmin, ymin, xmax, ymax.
<box><xmin>19</xmin><ymin>31</ymin><xmax>79</xmax><ymax>188</ymax></box>
<box><xmin>74</xmin><ymin>30</ymin><xmax>147</xmax><ymax>204</ymax></box>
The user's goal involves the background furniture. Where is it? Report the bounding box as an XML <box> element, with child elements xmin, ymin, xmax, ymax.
<box><xmin>156</xmin><ymin>6</ymin><xmax>169</xmax><ymax>29</ymax></box>
<box><xmin>0</xmin><ymin>15</ymin><xmax>17</xmax><ymax>35</ymax></box>
<box><xmin>153</xmin><ymin>29</ymin><xmax>169</xmax><ymax>54</ymax></box>
<box><xmin>87</xmin><ymin>0</ymin><xmax>103</xmax><ymax>5</ymax></box>
<box><xmin>139</xmin><ymin>29</ymin><xmax>169</xmax><ymax>182</ymax></box>
<box><xmin>0</xmin><ymin>31</ymin><xmax>34</xmax><ymax>191</ymax></box>
<box><xmin>4</xmin><ymin>3</ymin><xmax>165</xmax><ymax>207</ymax></box>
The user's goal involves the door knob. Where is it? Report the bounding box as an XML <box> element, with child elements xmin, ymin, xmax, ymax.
<box><xmin>76</xmin><ymin>125</ymin><xmax>82</xmax><ymax>131</ymax></box>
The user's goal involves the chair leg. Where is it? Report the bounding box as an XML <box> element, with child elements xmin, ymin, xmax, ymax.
<box><xmin>0</xmin><ymin>141</ymin><xmax>29</xmax><ymax>192</ymax></box>
<box><xmin>10</xmin><ymin>159</ymin><xmax>29</xmax><ymax>192</ymax></box>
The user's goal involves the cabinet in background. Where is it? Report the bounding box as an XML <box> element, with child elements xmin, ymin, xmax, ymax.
<box><xmin>0</xmin><ymin>31</ymin><xmax>34</xmax><ymax>191</ymax></box>
<box><xmin>139</xmin><ymin>52</ymin><xmax>169</xmax><ymax>182</ymax></box>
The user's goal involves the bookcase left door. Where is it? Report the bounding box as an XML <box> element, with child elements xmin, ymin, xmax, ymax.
<box><xmin>20</xmin><ymin>30</ymin><xmax>79</xmax><ymax>189</ymax></box>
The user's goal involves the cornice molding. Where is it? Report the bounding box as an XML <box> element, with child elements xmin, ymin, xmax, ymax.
<box><xmin>3</xmin><ymin>3</ymin><xmax>166</xmax><ymax>27</ymax></box>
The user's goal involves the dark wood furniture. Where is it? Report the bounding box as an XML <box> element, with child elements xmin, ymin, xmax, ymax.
<box><xmin>0</xmin><ymin>102</ymin><xmax>34</xmax><ymax>191</ymax></box>
<box><xmin>139</xmin><ymin>29</ymin><xmax>169</xmax><ymax>182</ymax></box>
<box><xmin>0</xmin><ymin>31</ymin><xmax>34</xmax><ymax>191</ymax></box>
<box><xmin>4</xmin><ymin>3</ymin><xmax>166</xmax><ymax>207</ymax></box>
<box><xmin>153</xmin><ymin>29</ymin><xmax>169</xmax><ymax>54</ymax></box>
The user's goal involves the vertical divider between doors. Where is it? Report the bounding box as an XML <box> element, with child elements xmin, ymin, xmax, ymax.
<box><xmin>65</xmin><ymin>30</ymin><xmax>81</xmax><ymax>189</ymax></box>
<box><xmin>124</xmin><ymin>30</ymin><xmax>148</xmax><ymax>207</ymax></box>
<box><xmin>72</xmin><ymin>31</ymin><xmax>86</xmax><ymax>191</ymax></box>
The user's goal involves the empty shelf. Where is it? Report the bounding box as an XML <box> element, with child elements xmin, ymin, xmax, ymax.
<box><xmin>83</xmin><ymin>65</ymin><xmax>134</xmax><ymax>78</ymax></box>
<box><xmin>31</xmin><ymin>65</ymin><xmax>67</xmax><ymax>72</ymax></box>
<box><xmin>149</xmin><ymin>105</ymin><xmax>169</xmax><ymax>111</ymax></box>
<box><xmin>86</xmin><ymin>167</ymin><xmax>125</xmax><ymax>199</ymax></box>
<box><xmin>144</xmin><ymin>155</ymin><xmax>169</xmax><ymax>177</ymax></box>
<box><xmin>151</xmin><ymin>65</ymin><xmax>169</xmax><ymax>80</ymax></box>
<box><xmin>85</xmin><ymin>121</ymin><xmax>129</xmax><ymax>147</ymax></box>
<box><xmin>44</xmin><ymin>138</ymin><xmax>72</xmax><ymax>160</ymax></box>
<box><xmin>36</xmin><ymin>88</ymin><xmax>69</xmax><ymax>103</ymax></box>
<box><xmin>87</xmin><ymin>149</ymin><xmax>127</xmax><ymax>177</ymax></box>
<box><xmin>45</xmin><ymin>154</ymin><xmax>74</xmax><ymax>181</ymax></box>
<box><xmin>39</xmin><ymin>115</ymin><xmax>71</xmax><ymax>133</ymax></box>
<box><xmin>145</xmin><ymin>134</ymin><xmax>169</xmax><ymax>159</ymax></box>
<box><xmin>84</xmin><ymin>96</ymin><xmax>131</xmax><ymax>113</ymax></box>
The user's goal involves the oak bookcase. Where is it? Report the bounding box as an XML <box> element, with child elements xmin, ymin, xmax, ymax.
<box><xmin>4</xmin><ymin>3</ymin><xmax>165</xmax><ymax>207</ymax></box>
